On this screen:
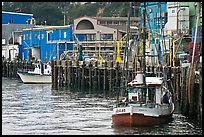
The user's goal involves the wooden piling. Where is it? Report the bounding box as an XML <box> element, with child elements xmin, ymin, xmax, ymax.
<box><xmin>13</xmin><ymin>61</ymin><xmax>18</xmax><ymax>77</ymax></box>
<box><xmin>81</xmin><ymin>61</ymin><xmax>85</xmax><ymax>89</ymax></box>
<box><xmin>109</xmin><ymin>60</ymin><xmax>113</xmax><ymax>94</ymax></box>
<box><xmin>188</xmin><ymin>67</ymin><xmax>195</xmax><ymax>118</ymax></box>
<box><xmin>64</xmin><ymin>60</ymin><xmax>68</xmax><ymax>86</ymax></box>
<box><xmin>77</xmin><ymin>61</ymin><xmax>81</xmax><ymax>90</ymax></box>
<box><xmin>198</xmin><ymin>68</ymin><xmax>202</xmax><ymax>121</ymax></box>
<box><xmin>180</xmin><ymin>67</ymin><xmax>189</xmax><ymax>116</ymax></box>
<box><xmin>68</xmin><ymin>60</ymin><xmax>72</xmax><ymax>88</ymax></box>
<box><xmin>103</xmin><ymin>61</ymin><xmax>108</xmax><ymax>95</ymax></box>
<box><xmin>88</xmin><ymin>61</ymin><xmax>93</xmax><ymax>91</ymax></box>
<box><xmin>115</xmin><ymin>62</ymin><xmax>120</xmax><ymax>88</ymax></box>
<box><xmin>2</xmin><ymin>61</ymin><xmax>6</xmax><ymax>77</ymax></box>
<box><xmin>76</xmin><ymin>61</ymin><xmax>80</xmax><ymax>90</ymax></box>
<box><xmin>98</xmin><ymin>64</ymin><xmax>101</xmax><ymax>92</ymax></box>
<box><xmin>52</xmin><ymin>60</ymin><xmax>58</xmax><ymax>89</ymax></box>
<box><xmin>94</xmin><ymin>61</ymin><xmax>98</xmax><ymax>91</ymax></box>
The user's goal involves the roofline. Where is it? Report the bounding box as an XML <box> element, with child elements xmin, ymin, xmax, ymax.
<box><xmin>2</xmin><ymin>11</ymin><xmax>33</xmax><ymax>16</ymax></box>
<box><xmin>75</xmin><ymin>16</ymin><xmax>140</xmax><ymax>21</ymax></box>
<box><xmin>22</xmin><ymin>25</ymin><xmax>72</xmax><ymax>31</ymax></box>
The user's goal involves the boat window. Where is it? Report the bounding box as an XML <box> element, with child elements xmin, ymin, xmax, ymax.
<box><xmin>148</xmin><ymin>87</ymin><xmax>156</xmax><ymax>103</ymax></box>
<box><xmin>44</xmin><ymin>64</ymin><xmax>47</xmax><ymax>69</ymax></box>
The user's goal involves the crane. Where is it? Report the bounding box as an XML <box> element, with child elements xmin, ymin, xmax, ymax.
<box><xmin>73</xmin><ymin>33</ymin><xmax>84</xmax><ymax>61</ymax></box>
<box><xmin>116</xmin><ymin>34</ymin><xmax>127</xmax><ymax>63</ymax></box>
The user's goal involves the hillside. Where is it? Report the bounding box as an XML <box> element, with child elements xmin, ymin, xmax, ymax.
<box><xmin>2</xmin><ymin>2</ymin><xmax>140</xmax><ymax>25</ymax></box>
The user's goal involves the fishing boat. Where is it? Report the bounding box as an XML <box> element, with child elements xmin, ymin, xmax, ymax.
<box><xmin>17</xmin><ymin>62</ymin><xmax>52</xmax><ymax>84</ymax></box>
<box><xmin>112</xmin><ymin>71</ymin><xmax>174</xmax><ymax>127</ymax></box>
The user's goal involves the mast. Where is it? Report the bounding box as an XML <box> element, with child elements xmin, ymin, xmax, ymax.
<box><xmin>142</xmin><ymin>2</ymin><xmax>146</xmax><ymax>85</ymax></box>
<box><xmin>120</xmin><ymin>2</ymin><xmax>131</xmax><ymax>98</ymax></box>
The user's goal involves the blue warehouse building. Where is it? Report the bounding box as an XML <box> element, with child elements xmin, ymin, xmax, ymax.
<box><xmin>20</xmin><ymin>25</ymin><xmax>74</xmax><ymax>62</ymax></box>
<box><xmin>140</xmin><ymin>2</ymin><xmax>167</xmax><ymax>33</ymax></box>
<box><xmin>140</xmin><ymin>2</ymin><xmax>167</xmax><ymax>64</ymax></box>
<box><xmin>2</xmin><ymin>11</ymin><xmax>35</xmax><ymax>24</ymax></box>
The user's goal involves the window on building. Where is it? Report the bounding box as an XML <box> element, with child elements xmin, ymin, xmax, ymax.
<box><xmin>107</xmin><ymin>21</ymin><xmax>112</xmax><ymax>25</ymax></box>
<box><xmin>34</xmin><ymin>34</ymin><xmax>38</xmax><ymax>39</ymax></box>
<box><xmin>64</xmin><ymin>32</ymin><xmax>67</xmax><ymax>39</ymax></box>
<box><xmin>47</xmin><ymin>32</ymin><xmax>53</xmax><ymax>41</ymax></box>
<box><xmin>26</xmin><ymin>34</ymin><xmax>29</xmax><ymax>40</ymax></box>
<box><xmin>42</xmin><ymin>34</ymin><xmax>44</xmax><ymax>39</ymax></box>
<box><xmin>120</xmin><ymin>21</ymin><xmax>126</xmax><ymax>25</ymax></box>
<box><xmin>2</xmin><ymin>39</ymin><xmax>6</xmax><ymax>45</ymax></box>
<box><xmin>100</xmin><ymin>21</ymin><xmax>106</xmax><ymax>25</ymax></box>
<box><xmin>38</xmin><ymin>34</ymin><xmax>40</xmax><ymax>40</ymax></box>
<box><xmin>100</xmin><ymin>34</ymin><xmax>113</xmax><ymax>41</ymax></box>
<box><xmin>8</xmin><ymin>19</ymin><xmax>14</xmax><ymax>24</ymax></box>
<box><xmin>113</xmin><ymin>21</ymin><xmax>119</xmax><ymax>25</ymax></box>
<box><xmin>85</xmin><ymin>34</ymin><xmax>96</xmax><ymax>41</ymax></box>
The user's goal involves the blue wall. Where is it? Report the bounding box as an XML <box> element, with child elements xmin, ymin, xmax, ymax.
<box><xmin>140</xmin><ymin>2</ymin><xmax>167</xmax><ymax>63</ymax></box>
<box><xmin>21</xmin><ymin>24</ymin><xmax>73</xmax><ymax>61</ymax></box>
<box><xmin>140</xmin><ymin>2</ymin><xmax>167</xmax><ymax>33</ymax></box>
<box><xmin>76</xmin><ymin>34</ymin><xmax>85</xmax><ymax>41</ymax></box>
<box><xmin>192</xmin><ymin>26</ymin><xmax>202</xmax><ymax>43</ymax></box>
<box><xmin>2</xmin><ymin>11</ymin><xmax>33</xmax><ymax>24</ymax></box>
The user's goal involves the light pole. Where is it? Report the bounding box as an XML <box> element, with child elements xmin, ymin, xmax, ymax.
<box><xmin>62</xmin><ymin>3</ymin><xmax>69</xmax><ymax>26</ymax></box>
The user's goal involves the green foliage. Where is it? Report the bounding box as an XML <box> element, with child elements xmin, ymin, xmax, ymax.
<box><xmin>31</xmin><ymin>2</ymin><xmax>63</xmax><ymax>25</ymax></box>
<box><xmin>102</xmin><ymin>2</ymin><xmax>129</xmax><ymax>17</ymax></box>
<box><xmin>2</xmin><ymin>2</ymin><xmax>134</xmax><ymax>25</ymax></box>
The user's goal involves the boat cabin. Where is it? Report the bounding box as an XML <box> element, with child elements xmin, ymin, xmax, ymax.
<box><xmin>127</xmin><ymin>73</ymin><xmax>169</xmax><ymax>105</ymax></box>
<box><xmin>28</xmin><ymin>62</ymin><xmax>51</xmax><ymax>75</ymax></box>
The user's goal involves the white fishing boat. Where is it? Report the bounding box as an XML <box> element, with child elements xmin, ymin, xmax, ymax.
<box><xmin>17</xmin><ymin>62</ymin><xmax>52</xmax><ymax>84</ymax></box>
<box><xmin>112</xmin><ymin>72</ymin><xmax>174</xmax><ymax>127</ymax></box>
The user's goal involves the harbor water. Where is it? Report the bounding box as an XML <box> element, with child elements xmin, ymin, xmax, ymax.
<box><xmin>2</xmin><ymin>77</ymin><xmax>202</xmax><ymax>135</ymax></box>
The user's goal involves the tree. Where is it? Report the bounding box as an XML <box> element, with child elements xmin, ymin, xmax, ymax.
<box><xmin>2</xmin><ymin>2</ymin><xmax>135</xmax><ymax>25</ymax></box>
<box><xmin>31</xmin><ymin>2</ymin><xmax>63</xmax><ymax>25</ymax></box>
<box><xmin>2</xmin><ymin>2</ymin><xmax>34</xmax><ymax>13</ymax></box>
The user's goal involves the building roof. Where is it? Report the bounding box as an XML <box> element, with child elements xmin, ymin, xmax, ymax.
<box><xmin>2</xmin><ymin>11</ymin><xmax>33</xmax><ymax>16</ymax></box>
<box><xmin>22</xmin><ymin>25</ymin><xmax>72</xmax><ymax>31</ymax></box>
<box><xmin>2</xmin><ymin>24</ymin><xmax>35</xmax><ymax>44</ymax></box>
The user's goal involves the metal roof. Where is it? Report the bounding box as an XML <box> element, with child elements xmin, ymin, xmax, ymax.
<box><xmin>2</xmin><ymin>11</ymin><xmax>33</xmax><ymax>16</ymax></box>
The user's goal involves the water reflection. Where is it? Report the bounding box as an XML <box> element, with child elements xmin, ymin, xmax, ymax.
<box><xmin>112</xmin><ymin>114</ymin><xmax>202</xmax><ymax>135</ymax></box>
<box><xmin>2</xmin><ymin>77</ymin><xmax>202</xmax><ymax>135</ymax></box>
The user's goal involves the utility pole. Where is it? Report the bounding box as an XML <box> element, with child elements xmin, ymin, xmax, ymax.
<box><xmin>62</xmin><ymin>2</ymin><xmax>69</xmax><ymax>26</ymax></box>
<box><xmin>63</xmin><ymin>6</ymin><xmax>66</xmax><ymax>26</ymax></box>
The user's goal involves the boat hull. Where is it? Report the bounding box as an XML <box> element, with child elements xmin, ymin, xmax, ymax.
<box><xmin>112</xmin><ymin>103</ymin><xmax>174</xmax><ymax>127</ymax></box>
<box><xmin>112</xmin><ymin>112</ymin><xmax>173</xmax><ymax>127</ymax></box>
<box><xmin>17</xmin><ymin>72</ymin><xmax>52</xmax><ymax>84</ymax></box>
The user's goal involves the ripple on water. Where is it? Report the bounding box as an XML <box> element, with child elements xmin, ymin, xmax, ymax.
<box><xmin>2</xmin><ymin>78</ymin><xmax>202</xmax><ymax>135</ymax></box>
